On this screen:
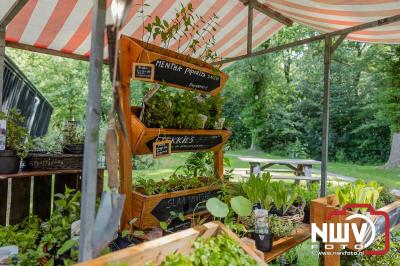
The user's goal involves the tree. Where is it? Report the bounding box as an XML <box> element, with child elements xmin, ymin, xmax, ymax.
<box><xmin>383</xmin><ymin>46</ymin><xmax>400</xmax><ymax>168</ymax></box>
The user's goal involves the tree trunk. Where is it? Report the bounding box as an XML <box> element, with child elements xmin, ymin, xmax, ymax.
<box><xmin>385</xmin><ymin>132</ymin><xmax>400</xmax><ymax>168</ymax></box>
<box><xmin>250</xmin><ymin>131</ymin><xmax>259</xmax><ymax>151</ymax></box>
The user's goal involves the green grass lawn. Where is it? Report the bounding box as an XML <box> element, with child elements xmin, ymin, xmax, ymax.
<box><xmin>133</xmin><ymin>149</ymin><xmax>400</xmax><ymax>189</ymax></box>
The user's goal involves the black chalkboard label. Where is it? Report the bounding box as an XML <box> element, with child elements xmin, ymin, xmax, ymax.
<box><xmin>132</xmin><ymin>63</ymin><xmax>154</xmax><ymax>81</ymax></box>
<box><xmin>146</xmin><ymin>134</ymin><xmax>223</xmax><ymax>152</ymax></box>
<box><xmin>151</xmin><ymin>59</ymin><xmax>221</xmax><ymax>92</ymax></box>
<box><xmin>151</xmin><ymin>189</ymin><xmax>220</xmax><ymax>221</ymax></box>
<box><xmin>153</xmin><ymin>140</ymin><xmax>171</xmax><ymax>158</ymax></box>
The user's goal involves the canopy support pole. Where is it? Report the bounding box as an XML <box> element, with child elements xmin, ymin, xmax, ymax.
<box><xmin>240</xmin><ymin>0</ymin><xmax>292</xmax><ymax>26</ymax></box>
<box><xmin>0</xmin><ymin>0</ymin><xmax>28</xmax><ymax>109</ymax></box>
<box><xmin>78</xmin><ymin>0</ymin><xmax>106</xmax><ymax>262</ymax></box>
<box><xmin>247</xmin><ymin>1</ymin><xmax>253</xmax><ymax>54</ymax></box>
<box><xmin>320</xmin><ymin>36</ymin><xmax>331</xmax><ymax>198</ymax></box>
<box><xmin>0</xmin><ymin>26</ymin><xmax>5</xmax><ymax>109</ymax></box>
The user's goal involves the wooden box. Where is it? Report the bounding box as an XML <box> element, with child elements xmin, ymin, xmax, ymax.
<box><xmin>132</xmin><ymin>185</ymin><xmax>220</xmax><ymax>229</ymax></box>
<box><xmin>130</xmin><ymin>107</ymin><xmax>231</xmax><ymax>155</ymax></box>
<box><xmin>77</xmin><ymin>222</ymin><xmax>265</xmax><ymax>266</ymax></box>
<box><xmin>311</xmin><ymin>195</ymin><xmax>400</xmax><ymax>250</ymax></box>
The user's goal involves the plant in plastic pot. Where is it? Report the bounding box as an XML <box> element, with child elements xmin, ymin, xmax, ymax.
<box><xmin>279</xmin><ymin>247</ymin><xmax>298</xmax><ymax>266</ymax></box>
<box><xmin>252</xmin><ymin>209</ymin><xmax>274</xmax><ymax>252</ymax></box>
<box><xmin>0</xmin><ymin>109</ymin><xmax>32</xmax><ymax>174</ymax></box>
<box><xmin>62</xmin><ymin>121</ymin><xmax>84</xmax><ymax>154</ymax></box>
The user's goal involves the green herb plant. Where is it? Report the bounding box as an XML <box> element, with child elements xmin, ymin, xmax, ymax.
<box><xmin>159</xmin><ymin>234</ymin><xmax>259</xmax><ymax>266</ymax></box>
<box><xmin>0</xmin><ymin>108</ymin><xmax>32</xmax><ymax>158</ymax></box>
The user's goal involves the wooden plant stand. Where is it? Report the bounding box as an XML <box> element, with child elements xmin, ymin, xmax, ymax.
<box><xmin>311</xmin><ymin>195</ymin><xmax>400</xmax><ymax>266</ymax></box>
<box><xmin>132</xmin><ymin>185</ymin><xmax>220</xmax><ymax>229</ymax></box>
<box><xmin>76</xmin><ymin>221</ymin><xmax>266</xmax><ymax>266</ymax></box>
<box><xmin>118</xmin><ymin>35</ymin><xmax>231</xmax><ymax>229</ymax></box>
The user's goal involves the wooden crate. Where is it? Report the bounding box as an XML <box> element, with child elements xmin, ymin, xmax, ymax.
<box><xmin>132</xmin><ymin>185</ymin><xmax>220</xmax><ymax>229</ymax></box>
<box><xmin>77</xmin><ymin>221</ymin><xmax>265</xmax><ymax>266</ymax></box>
<box><xmin>130</xmin><ymin>107</ymin><xmax>231</xmax><ymax>155</ymax></box>
<box><xmin>311</xmin><ymin>195</ymin><xmax>400</xmax><ymax>249</ymax></box>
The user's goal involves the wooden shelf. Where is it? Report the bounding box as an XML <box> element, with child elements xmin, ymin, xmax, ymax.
<box><xmin>130</xmin><ymin>107</ymin><xmax>231</xmax><ymax>155</ymax></box>
<box><xmin>263</xmin><ymin>223</ymin><xmax>311</xmax><ymax>263</ymax></box>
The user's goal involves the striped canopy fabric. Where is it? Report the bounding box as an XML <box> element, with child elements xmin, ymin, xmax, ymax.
<box><xmin>1</xmin><ymin>0</ymin><xmax>399</xmax><ymax>62</ymax></box>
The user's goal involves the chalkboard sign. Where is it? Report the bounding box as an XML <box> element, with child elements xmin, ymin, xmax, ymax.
<box><xmin>151</xmin><ymin>189</ymin><xmax>219</xmax><ymax>221</ymax></box>
<box><xmin>151</xmin><ymin>59</ymin><xmax>221</xmax><ymax>92</ymax></box>
<box><xmin>146</xmin><ymin>134</ymin><xmax>223</xmax><ymax>152</ymax></box>
<box><xmin>132</xmin><ymin>63</ymin><xmax>154</xmax><ymax>81</ymax></box>
<box><xmin>153</xmin><ymin>140</ymin><xmax>171</xmax><ymax>158</ymax></box>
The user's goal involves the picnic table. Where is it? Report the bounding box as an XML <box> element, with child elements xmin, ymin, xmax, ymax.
<box><xmin>238</xmin><ymin>157</ymin><xmax>321</xmax><ymax>183</ymax></box>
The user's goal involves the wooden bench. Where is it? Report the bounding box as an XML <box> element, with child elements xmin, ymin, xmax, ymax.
<box><xmin>241</xmin><ymin>173</ymin><xmax>320</xmax><ymax>182</ymax></box>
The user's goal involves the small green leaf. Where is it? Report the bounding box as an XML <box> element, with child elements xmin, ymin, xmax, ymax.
<box><xmin>57</xmin><ymin>239</ymin><xmax>78</xmax><ymax>256</ymax></box>
<box><xmin>160</xmin><ymin>221</ymin><xmax>168</xmax><ymax>231</ymax></box>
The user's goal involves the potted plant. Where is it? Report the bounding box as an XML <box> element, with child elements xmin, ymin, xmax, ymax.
<box><xmin>252</xmin><ymin>209</ymin><xmax>274</xmax><ymax>252</ymax></box>
<box><xmin>0</xmin><ymin>108</ymin><xmax>31</xmax><ymax>174</ymax></box>
<box><xmin>279</xmin><ymin>248</ymin><xmax>298</xmax><ymax>266</ymax></box>
<box><xmin>62</xmin><ymin>121</ymin><xmax>84</xmax><ymax>154</ymax></box>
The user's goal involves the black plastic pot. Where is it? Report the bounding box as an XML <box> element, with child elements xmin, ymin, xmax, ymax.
<box><xmin>63</xmin><ymin>144</ymin><xmax>84</xmax><ymax>154</ymax></box>
<box><xmin>253</xmin><ymin>232</ymin><xmax>274</xmax><ymax>252</ymax></box>
<box><xmin>303</xmin><ymin>206</ymin><xmax>310</xmax><ymax>224</ymax></box>
<box><xmin>0</xmin><ymin>150</ymin><xmax>20</xmax><ymax>174</ymax></box>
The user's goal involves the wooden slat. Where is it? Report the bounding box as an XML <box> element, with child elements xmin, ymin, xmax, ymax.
<box><xmin>0</xmin><ymin>169</ymin><xmax>83</xmax><ymax>180</ymax></box>
<box><xmin>32</xmin><ymin>175</ymin><xmax>52</xmax><ymax>220</ymax></box>
<box><xmin>9</xmin><ymin>178</ymin><xmax>30</xmax><ymax>225</ymax></box>
<box><xmin>0</xmin><ymin>179</ymin><xmax>7</xmax><ymax>225</ymax></box>
<box><xmin>54</xmin><ymin>173</ymin><xmax>79</xmax><ymax>194</ymax></box>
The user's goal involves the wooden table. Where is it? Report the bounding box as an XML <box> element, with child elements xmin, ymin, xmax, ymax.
<box><xmin>238</xmin><ymin>157</ymin><xmax>321</xmax><ymax>183</ymax></box>
<box><xmin>0</xmin><ymin>169</ymin><xmax>104</xmax><ymax>226</ymax></box>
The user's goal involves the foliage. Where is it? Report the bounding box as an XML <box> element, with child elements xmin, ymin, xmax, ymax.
<box><xmin>159</xmin><ymin>234</ymin><xmax>258</xmax><ymax>266</ymax></box>
<box><xmin>268</xmin><ymin>215</ymin><xmax>295</xmax><ymax>238</ymax></box>
<box><xmin>144</xmin><ymin>3</ymin><xmax>220</xmax><ymax>62</ymax></box>
<box><xmin>279</xmin><ymin>247</ymin><xmax>298</xmax><ymax>265</ymax></box>
<box><xmin>134</xmin><ymin>175</ymin><xmax>220</xmax><ymax>195</ymax></box>
<box><xmin>376</xmin><ymin>185</ymin><xmax>397</xmax><ymax>209</ymax></box>
<box><xmin>176</xmin><ymin>152</ymin><xmax>214</xmax><ymax>177</ymax></box>
<box><xmin>0</xmin><ymin>108</ymin><xmax>32</xmax><ymax>158</ymax></box>
<box><xmin>269</xmin><ymin>181</ymin><xmax>298</xmax><ymax>215</ymax></box>
<box><xmin>241</xmin><ymin>173</ymin><xmax>271</xmax><ymax>208</ymax></box>
<box><xmin>0</xmin><ymin>188</ymin><xmax>81</xmax><ymax>265</ymax></box>
<box><xmin>143</xmin><ymin>89</ymin><xmax>221</xmax><ymax>130</ymax></box>
<box><xmin>294</xmin><ymin>182</ymin><xmax>319</xmax><ymax>208</ymax></box>
<box><xmin>206</xmin><ymin>196</ymin><xmax>252</xmax><ymax>219</ymax></box>
<box><xmin>335</xmin><ymin>180</ymin><xmax>382</xmax><ymax>213</ymax></box>
<box><xmin>62</xmin><ymin>121</ymin><xmax>85</xmax><ymax>145</ymax></box>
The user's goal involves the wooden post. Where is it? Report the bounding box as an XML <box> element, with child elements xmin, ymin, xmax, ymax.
<box><xmin>118</xmin><ymin>38</ymin><xmax>133</xmax><ymax>229</ymax></box>
<box><xmin>247</xmin><ymin>1</ymin><xmax>253</xmax><ymax>54</ymax></box>
<box><xmin>213</xmin><ymin>149</ymin><xmax>224</xmax><ymax>179</ymax></box>
<box><xmin>78</xmin><ymin>0</ymin><xmax>106</xmax><ymax>261</ymax></box>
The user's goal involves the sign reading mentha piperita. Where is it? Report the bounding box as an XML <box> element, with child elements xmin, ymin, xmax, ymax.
<box><xmin>151</xmin><ymin>59</ymin><xmax>221</xmax><ymax>92</ymax></box>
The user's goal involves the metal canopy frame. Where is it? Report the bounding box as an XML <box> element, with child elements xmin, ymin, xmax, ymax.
<box><xmin>0</xmin><ymin>0</ymin><xmax>400</xmax><ymax>262</ymax></box>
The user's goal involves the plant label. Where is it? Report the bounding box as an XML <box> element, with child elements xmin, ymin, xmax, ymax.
<box><xmin>153</xmin><ymin>140</ymin><xmax>171</xmax><ymax>158</ymax></box>
<box><xmin>132</xmin><ymin>63</ymin><xmax>154</xmax><ymax>81</ymax></box>
<box><xmin>0</xmin><ymin>120</ymin><xmax>6</xmax><ymax>151</ymax></box>
<box><xmin>147</xmin><ymin>134</ymin><xmax>223</xmax><ymax>152</ymax></box>
<box><xmin>152</xmin><ymin>59</ymin><xmax>221</xmax><ymax>92</ymax></box>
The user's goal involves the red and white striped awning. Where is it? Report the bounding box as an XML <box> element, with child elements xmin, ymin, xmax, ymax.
<box><xmin>1</xmin><ymin>0</ymin><xmax>399</xmax><ymax>61</ymax></box>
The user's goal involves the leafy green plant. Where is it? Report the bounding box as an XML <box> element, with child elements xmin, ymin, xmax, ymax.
<box><xmin>294</xmin><ymin>183</ymin><xmax>319</xmax><ymax>208</ymax></box>
<box><xmin>270</xmin><ymin>181</ymin><xmax>298</xmax><ymax>215</ymax></box>
<box><xmin>241</xmin><ymin>173</ymin><xmax>271</xmax><ymax>208</ymax></box>
<box><xmin>335</xmin><ymin>180</ymin><xmax>383</xmax><ymax>213</ymax></box>
<box><xmin>280</xmin><ymin>247</ymin><xmax>298</xmax><ymax>265</ymax></box>
<box><xmin>206</xmin><ymin>196</ymin><xmax>252</xmax><ymax>219</ymax></box>
<box><xmin>268</xmin><ymin>215</ymin><xmax>294</xmax><ymax>238</ymax></box>
<box><xmin>159</xmin><ymin>211</ymin><xmax>186</xmax><ymax>232</ymax></box>
<box><xmin>376</xmin><ymin>185</ymin><xmax>397</xmax><ymax>209</ymax></box>
<box><xmin>0</xmin><ymin>108</ymin><xmax>32</xmax><ymax>158</ymax></box>
<box><xmin>159</xmin><ymin>234</ymin><xmax>258</xmax><ymax>266</ymax></box>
